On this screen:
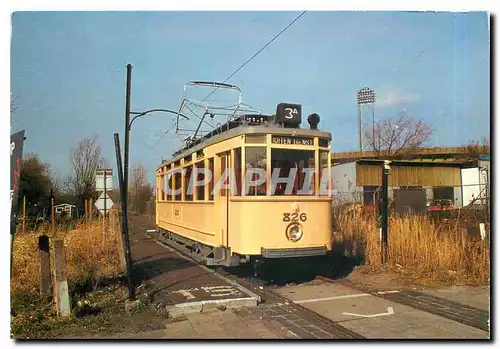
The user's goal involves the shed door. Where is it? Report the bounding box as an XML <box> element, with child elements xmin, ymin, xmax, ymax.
<box><xmin>394</xmin><ymin>188</ymin><xmax>426</xmax><ymax>215</ymax></box>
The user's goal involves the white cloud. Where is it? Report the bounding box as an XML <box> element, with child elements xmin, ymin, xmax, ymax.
<box><xmin>376</xmin><ymin>90</ymin><xmax>420</xmax><ymax>108</ymax></box>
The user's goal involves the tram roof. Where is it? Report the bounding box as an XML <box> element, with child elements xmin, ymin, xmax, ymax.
<box><xmin>158</xmin><ymin>125</ymin><xmax>332</xmax><ymax>171</ymax></box>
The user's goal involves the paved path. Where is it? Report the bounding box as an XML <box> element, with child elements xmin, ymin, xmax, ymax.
<box><xmin>112</xmin><ymin>309</ymin><xmax>291</xmax><ymax>339</ymax></box>
<box><xmin>128</xmin><ymin>215</ymin><xmax>490</xmax><ymax>339</ymax></box>
<box><xmin>421</xmin><ymin>285</ymin><xmax>490</xmax><ymax>311</ymax></box>
<box><xmin>128</xmin><ymin>215</ymin><xmax>361</xmax><ymax>339</ymax></box>
<box><xmin>274</xmin><ymin>280</ymin><xmax>490</xmax><ymax>339</ymax></box>
<box><xmin>129</xmin><ymin>215</ymin><xmax>258</xmax><ymax>310</ymax></box>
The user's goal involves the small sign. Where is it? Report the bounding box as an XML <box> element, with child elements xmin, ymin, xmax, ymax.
<box><xmin>95</xmin><ymin>192</ymin><xmax>114</xmax><ymax>216</ymax></box>
<box><xmin>11</xmin><ymin>130</ymin><xmax>25</xmax><ymax>224</ymax></box>
<box><xmin>96</xmin><ymin>169</ymin><xmax>113</xmax><ymax>191</ymax></box>
<box><xmin>271</xmin><ymin>136</ymin><xmax>313</xmax><ymax>146</ymax></box>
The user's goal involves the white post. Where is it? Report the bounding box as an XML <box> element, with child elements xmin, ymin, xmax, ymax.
<box><xmin>479</xmin><ymin>223</ymin><xmax>486</xmax><ymax>241</ymax></box>
<box><xmin>53</xmin><ymin>240</ymin><xmax>71</xmax><ymax>317</ymax></box>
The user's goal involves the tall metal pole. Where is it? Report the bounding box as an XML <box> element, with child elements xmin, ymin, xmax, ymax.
<box><xmin>372</xmin><ymin>106</ymin><xmax>375</xmax><ymax>152</ymax></box>
<box><xmin>114</xmin><ymin>133</ymin><xmax>135</xmax><ymax>300</ymax></box>
<box><xmin>124</xmin><ymin>64</ymin><xmax>132</xmax><ymax>223</ymax></box>
<box><xmin>103</xmin><ymin>169</ymin><xmax>107</xmax><ymax>232</ymax></box>
<box><xmin>22</xmin><ymin>196</ymin><xmax>26</xmax><ymax>234</ymax></box>
<box><xmin>357</xmin><ymin>87</ymin><xmax>375</xmax><ymax>153</ymax></box>
<box><xmin>381</xmin><ymin>160</ymin><xmax>390</xmax><ymax>264</ymax></box>
<box><xmin>357</xmin><ymin>104</ymin><xmax>362</xmax><ymax>152</ymax></box>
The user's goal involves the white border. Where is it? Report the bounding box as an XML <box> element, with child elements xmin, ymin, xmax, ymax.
<box><xmin>3</xmin><ymin>2</ymin><xmax>497</xmax><ymax>348</ymax></box>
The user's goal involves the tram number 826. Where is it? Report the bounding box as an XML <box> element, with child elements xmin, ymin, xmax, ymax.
<box><xmin>282</xmin><ymin>212</ymin><xmax>307</xmax><ymax>222</ymax></box>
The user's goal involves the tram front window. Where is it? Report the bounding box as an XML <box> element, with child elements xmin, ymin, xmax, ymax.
<box><xmin>271</xmin><ymin>149</ymin><xmax>315</xmax><ymax>195</ymax></box>
<box><xmin>245</xmin><ymin>147</ymin><xmax>267</xmax><ymax>196</ymax></box>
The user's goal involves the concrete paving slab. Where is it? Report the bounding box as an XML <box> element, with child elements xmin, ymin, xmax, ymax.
<box><xmin>421</xmin><ymin>285</ymin><xmax>490</xmax><ymax>311</ymax></box>
<box><xmin>380</xmin><ymin>290</ymin><xmax>489</xmax><ymax>331</ymax></box>
<box><xmin>166</xmin><ymin>297</ymin><xmax>258</xmax><ymax>318</ymax></box>
<box><xmin>275</xmin><ymin>281</ymin><xmax>489</xmax><ymax>339</ymax></box>
<box><xmin>275</xmin><ymin>282</ymin><xmax>366</xmax><ymax>302</ymax></box>
<box><xmin>339</xmin><ymin>307</ymin><xmax>488</xmax><ymax>339</ymax></box>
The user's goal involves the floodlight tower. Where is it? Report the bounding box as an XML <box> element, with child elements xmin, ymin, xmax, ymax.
<box><xmin>356</xmin><ymin>87</ymin><xmax>376</xmax><ymax>152</ymax></box>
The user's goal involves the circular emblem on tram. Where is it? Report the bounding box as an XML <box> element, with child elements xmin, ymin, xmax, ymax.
<box><xmin>285</xmin><ymin>222</ymin><xmax>303</xmax><ymax>242</ymax></box>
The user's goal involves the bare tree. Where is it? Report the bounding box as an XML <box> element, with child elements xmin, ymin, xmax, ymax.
<box><xmin>129</xmin><ymin>163</ymin><xmax>148</xmax><ymax>212</ymax></box>
<box><xmin>465</xmin><ymin>136</ymin><xmax>490</xmax><ymax>160</ymax></box>
<box><xmin>49</xmin><ymin>170</ymin><xmax>64</xmax><ymax>198</ymax></box>
<box><xmin>69</xmin><ymin>136</ymin><xmax>104</xmax><ymax>205</ymax></box>
<box><xmin>137</xmin><ymin>183</ymin><xmax>154</xmax><ymax>214</ymax></box>
<box><xmin>363</xmin><ymin>112</ymin><xmax>433</xmax><ymax>158</ymax></box>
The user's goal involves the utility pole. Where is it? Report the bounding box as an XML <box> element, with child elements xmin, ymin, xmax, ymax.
<box><xmin>380</xmin><ymin>160</ymin><xmax>391</xmax><ymax>264</ymax></box>
<box><xmin>50</xmin><ymin>188</ymin><xmax>55</xmax><ymax>231</ymax></box>
<box><xmin>51</xmin><ymin>198</ymin><xmax>55</xmax><ymax>231</ymax></box>
<box><xmin>116</xmin><ymin>64</ymin><xmax>189</xmax><ymax>298</ymax></box>
<box><xmin>372</xmin><ymin>104</ymin><xmax>375</xmax><ymax>152</ymax></box>
<box><xmin>22</xmin><ymin>196</ymin><xmax>26</xmax><ymax>234</ymax></box>
<box><xmin>357</xmin><ymin>103</ymin><xmax>362</xmax><ymax>152</ymax></box>
<box><xmin>124</xmin><ymin>64</ymin><xmax>132</xmax><ymax>217</ymax></box>
<box><xmin>114</xmin><ymin>133</ymin><xmax>135</xmax><ymax>300</ymax></box>
<box><xmin>103</xmin><ymin>169</ymin><xmax>107</xmax><ymax>232</ymax></box>
<box><xmin>356</xmin><ymin>87</ymin><xmax>376</xmax><ymax>153</ymax></box>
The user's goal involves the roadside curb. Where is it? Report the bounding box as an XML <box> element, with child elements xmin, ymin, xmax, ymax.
<box><xmin>145</xmin><ymin>230</ymin><xmax>261</xmax><ymax>317</ymax></box>
<box><xmin>165</xmin><ymin>297</ymin><xmax>259</xmax><ymax>318</ymax></box>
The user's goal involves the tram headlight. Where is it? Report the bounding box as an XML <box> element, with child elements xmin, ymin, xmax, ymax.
<box><xmin>286</xmin><ymin>223</ymin><xmax>303</xmax><ymax>242</ymax></box>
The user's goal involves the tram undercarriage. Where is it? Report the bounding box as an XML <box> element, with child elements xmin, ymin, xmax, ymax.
<box><xmin>157</xmin><ymin>227</ymin><xmax>329</xmax><ymax>269</ymax></box>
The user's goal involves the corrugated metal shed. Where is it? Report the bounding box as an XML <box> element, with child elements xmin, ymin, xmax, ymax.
<box><xmin>352</xmin><ymin>159</ymin><xmax>463</xmax><ymax>187</ymax></box>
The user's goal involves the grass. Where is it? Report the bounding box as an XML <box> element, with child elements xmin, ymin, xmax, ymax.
<box><xmin>10</xmin><ymin>209</ymin><xmax>129</xmax><ymax>339</ymax></box>
<box><xmin>332</xmin><ymin>207</ymin><xmax>490</xmax><ymax>286</ymax></box>
<box><xmin>11</xmin><ymin>210</ymin><xmax>125</xmax><ymax>296</ymax></box>
<box><xmin>10</xmin><ymin>282</ymin><xmax>165</xmax><ymax>339</ymax></box>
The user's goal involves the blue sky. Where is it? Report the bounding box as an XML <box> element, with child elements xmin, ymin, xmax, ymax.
<box><xmin>10</xmin><ymin>11</ymin><xmax>490</xmax><ymax>185</ymax></box>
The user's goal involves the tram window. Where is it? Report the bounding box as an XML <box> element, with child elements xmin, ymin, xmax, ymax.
<box><xmin>319</xmin><ymin>139</ymin><xmax>329</xmax><ymax>148</ymax></box>
<box><xmin>160</xmin><ymin>175</ymin><xmax>165</xmax><ymax>201</ymax></box>
<box><xmin>174</xmin><ymin>170</ymin><xmax>182</xmax><ymax>201</ymax></box>
<box><xmin>195</xmin><ymin>161</ymin><xmax>205</xmax><ymax>201</ymax></box>
<box><xmin>246</xmin><ymin>147</ymin><xmax>267</xmax><ymax>196</ymax></box>
<box><xmin>270</xmin><ymin>149</ymin><xmax>315</xmax><ymax>195</ymax></box>
<box><xmin>208</xmin><ymin>158</ymin><xmax>214</xmax><ymax>201</ymax></box>
<box><xmin>246</xmin><ymin>135</ymin><xmax>267</xmax><ymax>144</ymax></box>
<box><xmin>167</xmin><ymin>171</ymin><xmax>173</xmax><ymax>201</ymax></box>
<box><xmin>319</xmin><ymin>150</ymin><xmax>330</xmax><ymax>196</ymax></box>
<box><xmin>221</xmin><ymin>154</ymin><xmax>227</xmax><ymax>197</ymax></box>
<box><xmin>234</xmin><ymin>148</ymin><xmax>242</xmax><ymax>196</ymax></box>
<box><xmin>184</xmin><ymin>165</ymin><xmax>193</xmax><ymax>201</ymax></box>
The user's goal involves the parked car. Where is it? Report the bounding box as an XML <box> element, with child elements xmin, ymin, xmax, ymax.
<box><xmin>427</xmin><ymin>199</ymin><xmax>454</xmax><ymax>212</ymax></box>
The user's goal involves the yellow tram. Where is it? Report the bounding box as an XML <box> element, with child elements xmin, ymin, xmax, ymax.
<box><xmin>155</xmin><ymin>82</ymin><xmax>332</xmax><ymax>267</ymax></box>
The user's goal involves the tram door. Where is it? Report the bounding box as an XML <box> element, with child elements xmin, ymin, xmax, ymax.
<box><xmin>216</xmin><ymin>152</ymin><xmax>230</xmax><ymax>248</ymax></box>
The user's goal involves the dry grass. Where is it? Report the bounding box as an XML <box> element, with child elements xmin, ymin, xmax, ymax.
<box><xmin>333</xmin><ymin>208</ymin><xmax>490</xmax><ymax>286</ymax></box>
<box><xmin>11</xmin><ymin>209</ymin><xmax>125</xmax><ymax>296</ymax></box>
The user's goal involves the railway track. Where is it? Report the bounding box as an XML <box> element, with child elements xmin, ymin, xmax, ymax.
<box><xmin>149</xmin><ymin>228</ymin><xmax>490</xmax><ymax>339</ymax></box>
<box><xmin>150</xmin><ymin>230</ymin><xmax>364</xmax><ymax>338</ymax></box>
<box><xmin>212</xmin><ymin>266</ymin><xmax>365</xmax><ymax>339</ymax></box>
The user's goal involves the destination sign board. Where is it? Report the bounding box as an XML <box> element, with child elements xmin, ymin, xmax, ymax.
<box><xmin>275</xmin><ymin>103</ymin><xmax>302</xmax><ymax>126</ymax></box>
<box><xmin>271</xmin><ymin>136</ymin><xmax>313</xmax><ymax>146</ymax></box>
